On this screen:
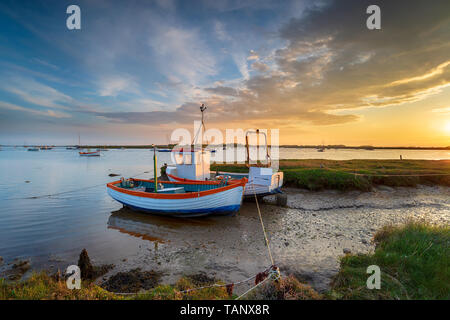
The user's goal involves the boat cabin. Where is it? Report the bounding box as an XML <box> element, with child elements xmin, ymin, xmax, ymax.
<box><xmin>168</xmin><ymin>149</ymin><xmax>211</xmax><ymax>181</ymax></box>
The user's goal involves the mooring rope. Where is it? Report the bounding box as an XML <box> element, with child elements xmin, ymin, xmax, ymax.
<box><xmin>1</xmin><ymin>170</ymin><xmax>150</xmax><ymax>201</ymax></box>
<box><xmin>235</xmin><ymin>267</ymin><xmax>281</xmax><ymax>300</ymax></box>
<box><xmin>251</xmin><ymin>182</ymin><xmax>275</xmax><ymax>267</ymax></box>
<box><xmin>112</xmin><ymin>265</ymin><xmax>274</xmax><ymax>296</ymax></box>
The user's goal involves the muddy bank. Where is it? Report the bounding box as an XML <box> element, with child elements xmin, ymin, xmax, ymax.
<box><xmin>2</xmin><ymin>185</ymin><xmax>448</xmax><ymax>294</ymax></box>
<box><xmin>95</xmin><ymin>185</ymin><xmax>450</xmax><ymax>293</ymax></box>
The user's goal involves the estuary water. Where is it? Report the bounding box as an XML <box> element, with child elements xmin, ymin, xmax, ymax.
<box><xmin>0</xmin><ymin>146</ymin><xmax>448</xmax><ymax>291</ymax></box>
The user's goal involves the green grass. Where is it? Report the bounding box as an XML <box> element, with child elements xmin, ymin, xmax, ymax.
<box><xmin>0</xmin><ymin>273</ymin><xmax>232</xmax><ymax>300</ymax></box>
<box><xmin>211</xmin><ymin>159</ymin><xmax>450</xmax><ymax>191</ymax></box>
<box><xmin>328</xmin><ymin>221</ymin><xmax>450</xmax><ymax>300</ymax></box>
<box><xmin>0</xmin><ymin>272</ymin><xmax>119</xmax><ymax>300</ymax></box>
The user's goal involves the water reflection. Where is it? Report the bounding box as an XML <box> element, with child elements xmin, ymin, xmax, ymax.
<box><xmin>107</xmin><ymin>208</ymin><xmax>217</xmax><ymax>243</ymax></box>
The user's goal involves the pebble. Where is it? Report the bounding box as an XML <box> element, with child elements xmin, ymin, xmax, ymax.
<box><xmin>343</xmin><ymin>248</ymin><xmax>352</xmax><ymax>254</ymax></box>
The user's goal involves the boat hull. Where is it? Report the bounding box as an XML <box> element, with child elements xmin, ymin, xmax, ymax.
<box><xmin>107</xmin><ymin>179</ymin><xmax>245</xmax><ymax>217</ymax></box>
<box><xmin>79</xmin><ymin>151</ymin><xmax>100</xmax><ymax>156</ymax></box>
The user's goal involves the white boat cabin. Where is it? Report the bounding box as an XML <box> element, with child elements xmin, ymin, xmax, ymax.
<box><xmin>167</xmin><ymin>149</ymin><xmax>211</xmax><ymax>181</ymax></box>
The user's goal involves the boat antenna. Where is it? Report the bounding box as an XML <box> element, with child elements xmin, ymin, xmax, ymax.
<box><xmin>191</xmin><ymin>104</ymin><xmax>207</xmax><ymax>147</ymax></box>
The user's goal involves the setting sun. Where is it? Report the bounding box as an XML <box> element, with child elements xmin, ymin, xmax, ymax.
<box><xmin>445</xmin><ymin>122</ymin><xmax>450</xmax><ymax>134</ymax></box>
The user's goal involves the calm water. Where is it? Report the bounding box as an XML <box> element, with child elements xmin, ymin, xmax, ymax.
<box><xmin>0</xmin><ymin>146</ymin><xmax>448</xmax><ymax>266</ymax></box>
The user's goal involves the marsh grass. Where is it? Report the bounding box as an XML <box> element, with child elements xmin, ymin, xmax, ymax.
<box><xmin>0</xmin><ymin>272</ymin><xmax>118</xmax><ymax>300</ymax></box>
<box><xmin>211</xmin><ymin>159</ymin><xmax>450</xmax><ymax>191</ymax></box>
<box><xmin>328</xmin><ymin>221</ymin><xmax>450</xmax><ymax>300</ymax></box>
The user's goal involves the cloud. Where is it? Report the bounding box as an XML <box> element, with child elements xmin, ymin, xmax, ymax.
<box><xmin>247</xmin><ymin>50</ymin><xmax>259</xmax><ymax>61</ymax></box>
<box><xmin>97</xmin><ymin>75</ymin><xmax>139</xmax><ymax>97</ymax></box>
<box><xmin>4</xmin><ymin>0</ymin><xmax>449</xmax><ymax>136</ymax></box>
<box><xmin>149</xmin><ymin>26</ymin><xmax>217</xmax><ymax>85</ymax></box>
<box><xmin>214</xmin><ymin>21</ymin><xmax>232</xmax><ymax>41</ymax></box>
<box><xmin>251</xmin><ymin>61</ymin><xmax>269</xmax><ymax>72</ymax></box>
<box><xmin>2</xmin><ymin>78</ymin><xmax>74</xmax><ymax>110</ymax></box>
<box><xmin>432</xmin><ymin>107</ymin><xmax>450</xmax><ymax>114</ymax></box>
<box><xmin>204</xmin><ymin>86</ymin><xmax>240</xmax><ymax>96</ymax></box>
<box><xmin>79</xmin><ymin>0</ymin><xmax>450</xmax><ymax>130</ymax></box>
<box><xmin>0</xmin><ymin>101</ymin><xmax>71</xmax><ymax>118</ymax></box>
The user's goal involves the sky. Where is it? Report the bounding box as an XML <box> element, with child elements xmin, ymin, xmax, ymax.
<box><xmin>0</xmin><ymin>0</ymin><xmax>449</xmax><ymax>146</ymax></box>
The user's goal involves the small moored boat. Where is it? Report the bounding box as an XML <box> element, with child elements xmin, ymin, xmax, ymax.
<box><xmin>79</xmin><ymin>150</ymin><xmax>100</xmax><ymax>156</ymax></box>
<box><xmin>107</xmin><ymin>178</ymin><xmax>246</xmax><ymax>217</ymax></box>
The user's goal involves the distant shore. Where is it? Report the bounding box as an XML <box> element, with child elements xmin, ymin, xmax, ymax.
<box><xmin>3</xmin><ymin>144</ymin><xmax>450</xmax><ymax>150</ymax></box>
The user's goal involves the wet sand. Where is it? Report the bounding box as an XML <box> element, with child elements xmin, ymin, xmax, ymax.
<box><xmin>96</xmin><ymin>185</ymin><xmax>449</xmax><ymax>293</ymax></box>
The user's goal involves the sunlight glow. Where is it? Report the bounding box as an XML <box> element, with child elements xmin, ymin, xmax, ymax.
<box><xmin>445</xmin><ymin>121</ymin><xmax>450</xmax><ymax>134</ymax></box>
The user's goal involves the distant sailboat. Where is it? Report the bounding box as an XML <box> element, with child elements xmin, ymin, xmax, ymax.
<box><xmin>317</xmin><ymin>142</ymin><xmax>325</xmax><ymax>152</ymax></box>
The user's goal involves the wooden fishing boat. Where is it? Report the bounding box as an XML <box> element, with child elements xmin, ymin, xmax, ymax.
<box><xmin>79</xmin><ymin>150</ymin><xmax>100</xmax><ymax>157</ymax></box>
<box><xmin>107</xmin><ymin>177</ymin><xmax>247</xmax><ymax>217</ymax></box>
<box><xmin>27</xmin><ymin>148</ymin><xmax>39</xmax><ymax>151</ymax></box>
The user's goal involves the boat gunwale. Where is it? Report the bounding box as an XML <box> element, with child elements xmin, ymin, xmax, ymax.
<box><xmin>107</xmin><ymin>177</ymin><xmax>246</xmax><ymax>199</ymax></box>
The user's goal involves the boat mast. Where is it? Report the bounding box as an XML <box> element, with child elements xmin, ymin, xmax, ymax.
<box><xmin>152</xmin><ymin>144</ymin><xmax>158</xmax><ymax>192</ymax></box>
<box><xmin>191</xmin><ymin>104</ymin><xmax>207</xmax><ymax>149</ymax></box>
